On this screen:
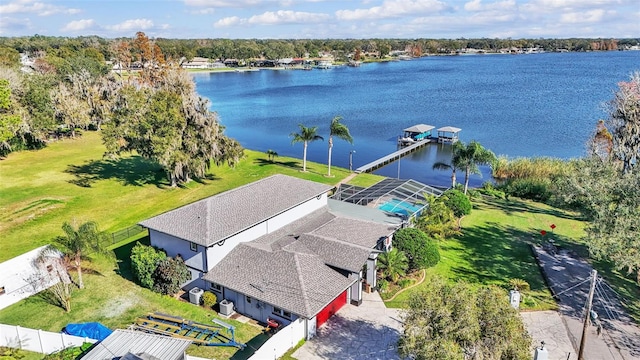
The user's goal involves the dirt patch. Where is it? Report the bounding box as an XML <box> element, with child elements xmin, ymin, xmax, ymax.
<box><xmin>100</xmin><ymin>292</ymin><xmax>140</xmax><ymax>318</ymax></box>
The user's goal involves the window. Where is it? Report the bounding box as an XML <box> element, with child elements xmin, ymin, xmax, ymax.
<box><xmin>272</xmin><ymin>306</ymin><xmax>292</xmax><ymax>320</ymax></box>
<box><xmin>0</xmin><ymin>287</ymin><xmax>5</xmax><ymax>295</ymax></box>
<box><xmin>46</xmin><ymin>265</ymin><xmax>53</xmax><ymax>272</ymax></box>
<box><xmin>210</xmin><ymin>283</ymin><xmax>222</xmax><ymax>292</ymax></box>
<box><xmin>190</xmin><ymin>242</ymin><xmax>197</xmax><ymax>252</ymax></box>
<box><xmin>246</xmin><ymin>296</ymin><xmax>252</xmax><ymax>304</ymax></box>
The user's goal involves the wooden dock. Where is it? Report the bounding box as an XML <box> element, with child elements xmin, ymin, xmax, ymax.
<box><xmin>355</xmin><ymin>139</ymin><xmax>431</xmax><ymax>174</ymax></box>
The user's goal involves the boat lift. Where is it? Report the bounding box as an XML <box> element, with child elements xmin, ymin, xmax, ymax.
<box><xmin>132</xmin><ymin>312</ymin><xmax>246</xmax><ymax>349</ymax></box>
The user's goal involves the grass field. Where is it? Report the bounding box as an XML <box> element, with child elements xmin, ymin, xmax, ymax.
<box><xmin>0</xmin><ymin>130</ymin><xmax>383</xmax><ymax>359</ymax></box>
<box><xmin>385</xmin><ymin>196</ymin><xmax>587</xmax><ymax>309</ymax></box>
<box><xmin>0</xmin><ymin>131</ymin><xmax>381</xmax><ymax>262</ymax></box>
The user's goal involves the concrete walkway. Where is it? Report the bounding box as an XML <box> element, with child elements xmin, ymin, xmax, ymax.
<box><xmin>293</xmin><ymin>291</ymin><xmax>403</xmax><ymax>360</ymax></box>
<box><xmin>533</xmin><ymin>246</ymin><xmax>640</xmax><ymax>360</ymax></box>
<box><xmin>521</xmin><ymin>310</ymin><xmax>577</xmax><ymax>360</ymax></box>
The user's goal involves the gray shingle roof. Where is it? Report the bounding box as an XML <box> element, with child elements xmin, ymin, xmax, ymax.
<box><xmin>202</xmin><ymin>242</ymin><xmax>355</xmax><ymax>319</ymax></box>
<box><xmin>139</xmin><ymin>175</ymin><xmax>333</xmax><ymax>246</ymax></box>
<box><xmin>309</xmin><ymin>216</ymin><xmax>397</xmax><ymax>249</ymax></box>
<box><xmin>80</xmin><ymin>329</ymin><xmax>191</xmax><ymax>360</ymax></box>
<box><xmin>203</xmin><ymin>205</ymin><xmax>400</xmax><ymax>319</ymax></box>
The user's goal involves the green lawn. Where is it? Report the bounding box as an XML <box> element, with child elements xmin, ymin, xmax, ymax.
<box><xmin>385</xmin><ymin>196</ymin><xmax>587</xmax><ymax>310</ymax></box>
<box><xmin>0</xmin><ymin>131</ymin><xmax>367</xmax><ymax>262</ymax></box>
<box><xmin>0</xmin><ymin>131</ymin><xmax>374</xmax><ymax>359</ymax></box>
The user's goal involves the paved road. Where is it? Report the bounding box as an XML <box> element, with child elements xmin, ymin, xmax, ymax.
<box><xmin>533</xmin><ymin>246</ymin><xmax>640</xmax><ymax>360</ymax></box>
<box><xmin>293</xmin><ymin>291</ymin><xmax>403</xmax><ymax>360</ymax></box>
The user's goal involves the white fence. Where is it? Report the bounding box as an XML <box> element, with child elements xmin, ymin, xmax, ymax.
<box><xmin>248</xmin><ymin>318</ymin><xmax>306</xmax><ymax>360</ymax></box>
<box><xmin>0</xmin><ymin>324</ymin><xmax>97</xmax><ymax>354</ymax></box>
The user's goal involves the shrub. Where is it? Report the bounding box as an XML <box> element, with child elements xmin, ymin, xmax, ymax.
<box><xmin>398</xmin><ymin>278</ymin><xmax>413</xmax><ymax>288</ymax></box>
<box><xmin>130</xmin><ymin>242</ymin><xmax>166</xmax><ymax>289</ymax></box>
<box><xmin>393</xmin><ymin>228</ymin><xmax>440</xmax><ymax>270</ymax></box>
<box><xmin>501</xmin><ymin>178</ymin><xmax>552</xmax><ymax>202</ymax></box>
<box><xmin>478</xmin><ymin>182</ymin><xmax>506</xmax><ymax>199</ymax></box>
<box><xmin>202</xmin><ymin>291</ymin><xmax>217</xmax><ymax>308</ymax></box>
<box><xmin>152</xmin><ymin>257</ymin><xmax>191</xmax><ymax>295</ymax></box>
<box><xmin>442</xmin><ymin>189</ymin><xmax>472</xmax><ymax>217</ymax></box>
<box><xmin>509</xmin><ymin>278</ymin><xmax>530</xmax><ymax>292</ymax></box>
<box><xmin>378</xmin><ymin>279</ymin><xmax>389</xmax><ymax>292</ymax></box>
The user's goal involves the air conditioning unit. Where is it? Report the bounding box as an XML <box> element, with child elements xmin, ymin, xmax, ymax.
<box><xmin>189</xmin><ymin>287</ymin><xmax>204</xmax><ymax>305</ymax></box>
<box><xmin>219</xmin><ymin>299</ymin><xmax>234</xmax><ymax>316</ymax></box>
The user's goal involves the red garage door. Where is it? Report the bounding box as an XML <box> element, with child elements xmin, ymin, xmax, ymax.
<box><xmin>316</xmin><ymin>290</ymin><xmax>348</xmax><ymax>329</ymax></box>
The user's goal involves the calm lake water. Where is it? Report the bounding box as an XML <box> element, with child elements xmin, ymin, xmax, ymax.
<box><xmin>194</xmin><ymin>51</ymin><xmax>639</xmax><ymax>187</ymax></box>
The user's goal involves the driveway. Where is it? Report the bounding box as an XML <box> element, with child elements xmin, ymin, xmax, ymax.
<box><xmin>293</xmin><ymin>291</ymin><xmax>403</xmax><ymax>360</ymax></box>
<box><xmin>533</xmin><ymin>246</ymin><xmax>640</xmax><ymax>360</ymax></box>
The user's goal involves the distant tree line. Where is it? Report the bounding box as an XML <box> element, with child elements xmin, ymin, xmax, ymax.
<box><xmin>0</xmin><ymin>36</ymin><xmax>638</xmax><ymax>67</ymax></box>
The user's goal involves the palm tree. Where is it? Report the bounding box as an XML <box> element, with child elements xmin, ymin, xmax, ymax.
<box><xmin>432</xmin><ymin>142</ymin><xmax>464</xmax><ymax>188</ymax></box>
<box><xmin>290</xmin><ymin>124</ymin><xmax>323</xmax><ymax>172</ymax></box>
<box><xmin>450</xmin><ymin>140</ymin><xmax>496</xmax><ymax>194</ymax></box>
<box><xmin>53</xmin><ymin>220</ymin><xmax>108</xmax><ymax>289</ymax></box>
<box><xmin>327</xmin><ymin>116</ymin><xmax>353</xmax><ymax>176</ymax></box>
<box><xmin>377</xmin><ymin>248</ymin><xmax>409</xmax><ymax>283</ymax></box>
<box><xmin>266</xmin><ymin>149</ymin><xmax>278</xmax><ymax>162</ymax></box>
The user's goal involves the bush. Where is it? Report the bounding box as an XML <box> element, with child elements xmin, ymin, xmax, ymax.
<box><xmin>501</xmin><ymin>178</ymin><xmax>552</xmax><ymax>202</ymax></box>
<box><xmin>378</xmin><ymin>279</ymin><xmax>389</xmax><ymax>292</ymax></box>
<box><xmin>393</xmin><ymin>228</ymin><xmax>440</xmax><ymax>270</ymax></box>
<box><xmin>442</xmin><ymin>189</ymin><xmax>472</xmax><ymax>217</ymax></box>
<box><xmin>398</xmin><ymin>278</ymin><xmax>413</xmax><ymax>288</ymax></box>
<box><xmin>152</xmin><ymin>257</ymin><xmax>191</xmax><ymax>295</ymax></box>
<box><xmin>202</xmin><ymin>291</ymin><xmax>217</xmax><ymax>308</ymax></box>
<box><xmin>130</xmin><ymin>242</ymin><xmax>166</xmax><ymax>289</ymax></box>
<box><xmin>478</xmin><ymin>182</ymin><xmax>506</xmax><ymax>199</ymax></box>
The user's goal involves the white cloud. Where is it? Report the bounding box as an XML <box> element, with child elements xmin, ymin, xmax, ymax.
<box><xmin>0</xmin><ymin>16</ymin><xmax>32</xmax><ymax>34</ymax></box>
<box><xmin>214</xmin><ymin>16</ymin><xmax>245</xmax><ymax>27</ymax></box>
<box><xmin>464</xmin><ymin>0</ymin><xmax>516</xmax><ymax>12</ymax></box>
<box><xmin>0</xmin><ymin>0</ymin><xmax>81</xmax><ymax>16</ymax></box>
<box><xmin>106</xmin><ymin>19</ymin><xmax>154</xmax><ymax>32</ymax></box>
<box><xmin>183</xmin><ymin>0</ymin><xmax>262</xmax><ymax>7</ymax></box>
<box><xmin>335</xmin><ymin>0</ymin><xmax>451</xmax><ymax>21</ymax></box>
<box><xmin>61</xmin><ymin>19</ymin><xmax>96</xmax><ymax>32</ymax></box>
<box><xmin>248</xmin><ymin>10</ymin><xmax>330</xmax><ymax>25</ymax></box>
<box><xmin>560</xmin><ymin>9</ymin><xmax>608</xmax><ymax>23</ymax></box>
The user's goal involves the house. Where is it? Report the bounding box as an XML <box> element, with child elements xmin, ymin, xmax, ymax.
<box><xmin>139</xmin><ymin>175</ymin><xmax>400</xmax><ymax>339</ymax></box>
<box><xmin>0</xmin><ymin>245</ymin><xmax>66</xmax><ymax>311</ymax></box>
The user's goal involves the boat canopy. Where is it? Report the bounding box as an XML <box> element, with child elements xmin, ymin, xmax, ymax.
<box><xmin>403</xmin><ymin>124</ymin><xmax>435</xmax><ymax>133</ymax></box>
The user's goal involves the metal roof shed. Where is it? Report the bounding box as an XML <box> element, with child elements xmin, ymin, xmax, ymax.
<box><xmin>80</xmin><ymin>329</ymin><xmax>192</xmax><ymax>360</ymax></box>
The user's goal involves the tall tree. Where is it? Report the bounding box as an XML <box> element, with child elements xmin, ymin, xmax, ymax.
<box><xmin>53</xmin><ymin>220</ymin><xmax>108</xmax><ymax>289</ymax></box>
<box><xmin>326</xmin><ymin>115</ymin><xmax>353</xmax><ymax>176</ymax></box>
<box><xmin>454</xmin><ymin>140</ymin><xmax>497</xmax><ymax>194</ymax></box>
<box><xmin>432</xmin><ymin>141</ymin><xmax>465</xmax><ymax>188</ymax></box>
<box><xmin>399</xmin><ymin>275</ymin><xmax>531</xmax><ymax>360</ymax></box>
<box><xmin>607</xmin><ymin>72</ymin><xmax>640</xmax><ymax>174</ymax></box>
<box><xmin>290</xmin><ymin>124</ymin><xmax>323</xmax><ymax>172</ymax></box>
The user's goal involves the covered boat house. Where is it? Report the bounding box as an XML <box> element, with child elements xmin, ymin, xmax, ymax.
<box><xmin>398</xmin><ymin>124</ymin><xmax>435</xmax><ymax>145</ymax></box>
<box><xmin>436</xmin><ymin>126</ymin><xmax>461</xmax><ymax>144</ymax></box>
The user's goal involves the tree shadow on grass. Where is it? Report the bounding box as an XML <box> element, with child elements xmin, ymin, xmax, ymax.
<box><xmin>450</xmin><ymin>222</ymin><xmax>553</xmax><ymax>291</ymax></box>
<box><xmin>112</xmin><ymin>236</ymin><xmax>151</xmax><ymax>282</ymax></box>
<box><xmin>253</xmin><ymin>158</ymin><xmax>300</xmax><ymax>169</ymax></box>
<box><xmin>66</xmin><ymin>156</ymin><xmax>168</xmax><ymax>188</ymax></box>
<box><xmin>477</xmin><ymin>197</ymin><xmax>586</xmax><ymax>222</ymax></box>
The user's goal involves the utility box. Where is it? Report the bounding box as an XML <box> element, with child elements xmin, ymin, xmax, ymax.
<box><xmin>534</xmin><ymin>346</ymin><xmax>548</xmax><ymax>360</ymax></box>
<box><xmin>509</xmin><ymin>290</ymin><xmax>520</xmax><ymax>309</ymax></box>
<box><xmin>189</xmin><ymin>287</ymin><xmax>204</xmax><ymax>305</ymax></box>
<box><xmin>219</xmin><ymin>299</ymin><xmax>234</xmax><ymax>316</ymax></box>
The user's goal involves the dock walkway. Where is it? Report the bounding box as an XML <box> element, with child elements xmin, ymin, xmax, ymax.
<box><xmin>355</xmin><ymin>139</ymin><xmax>431</xmax><ymax>174</ymax></box>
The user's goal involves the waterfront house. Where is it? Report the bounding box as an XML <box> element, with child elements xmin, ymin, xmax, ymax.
<box><xmin>139</xmin><ymin>175</ymin><xmax>399</xmax><ymax>338</ymax></box>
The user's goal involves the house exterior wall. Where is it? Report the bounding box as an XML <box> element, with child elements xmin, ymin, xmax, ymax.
<box><xmin>366</xmin><ymin>255</ymin><xmax>377</xmax><ymax>288</ymax></box>
<box><xmin>350</xmin><ymin>271</ymin><xmax>363</xmax><ymax>306</ymax></box>
<box><xmin>149</xmin><ymin>230</ymin><xmax>207</xmax><ymax>272</ymax></box>
<box><xmin>218</xmin><ymin>287</ymin><xmax>299</xmax><ymax>326</ymax></box>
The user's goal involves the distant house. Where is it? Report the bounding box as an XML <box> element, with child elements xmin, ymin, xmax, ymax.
<box><xmin>139</xmin><ymin>175</ymin><xmax>400</xmax><ymax>339</ymax></box>
<box><xmin>181</xmin><ymin>57</ymin><xmax>215</xmax><ymax>69</ymax></box>
<box><xmin>0</xmin><ymin>245</ymin><xmax>66</xmax><ymax>311</ymax></box>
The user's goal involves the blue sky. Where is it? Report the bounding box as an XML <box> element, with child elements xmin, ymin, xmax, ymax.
<box><xmin>1</xmin><ymin>0</ymin><xmax>638</xmax><ymax>39</ymax></box>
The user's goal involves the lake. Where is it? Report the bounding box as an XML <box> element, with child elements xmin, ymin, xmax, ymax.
<box><xmin>193</xmin><ymin>51</ymin><xmax>639</xmax><ymax>187</ymax></box>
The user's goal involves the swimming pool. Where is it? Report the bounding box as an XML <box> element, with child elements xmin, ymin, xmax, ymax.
<box><xmin>378</xmin><ymin>198</ymin><xmax>424</xmax><ymax>217</ymax></box>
